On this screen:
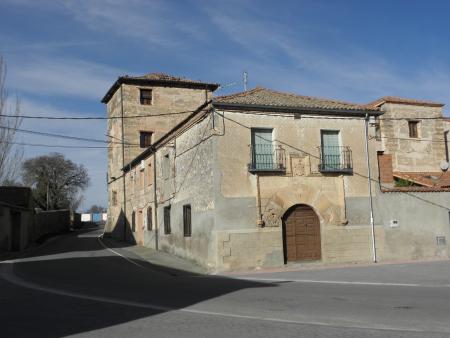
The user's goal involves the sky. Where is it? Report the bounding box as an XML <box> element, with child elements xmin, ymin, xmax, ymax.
<box><xmin>1</xmin><ymin>0</ymin><xmax>450</xmax><ymax>211</ymax></box>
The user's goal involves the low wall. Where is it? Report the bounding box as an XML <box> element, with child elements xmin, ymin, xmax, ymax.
<box><xmin>35</xmin><ymin>209</ymin><xmax>71</xmax><ymax>240</ymax></box>
<box><xmin>0</xmin><ymin>203</ymin><xmax>34</xmax><ymax>252</ymax></box>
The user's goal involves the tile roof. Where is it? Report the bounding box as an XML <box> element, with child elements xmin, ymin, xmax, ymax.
<box><xmin>101</xmin><ymin>73</ymin><xmax>219</xmax><ymax>103</ymax></box>
<box><xmin>123</xmin><ymin>72</ymin><xmax>210</xmax><ymax>84</ymax></box>
<box><xmin>367</xmin><ymin>96</ymin><xmax>445</xmax><ymax>108</ymax></box>
<box><xmin>213</xmin><ymin>87</ymin><xmax>379</xmax><ymax>112</ymax></box>
<box><xmin>393</xmin><ymin>171</ymin><xmax>450</xmax><ymax>189</ymax></box>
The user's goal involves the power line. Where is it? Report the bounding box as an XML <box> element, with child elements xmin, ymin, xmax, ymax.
<box><xmin>0</xmin><ymin>140</ymin><xmax>138</xmax><ymax>149</ymax></box>
<box><xmin>0</xmin><ymin>109</ymin><xmax>196</xmax><ymax>120</ymax></box>
<box><xmin>0</xmin><ymin>125</ymin><xmax>137</xmax><ymax>145</ymax></box>
<box><xmin>375</xmin><ymin>136</ymin><xmax>449</xmax><ymax>143</ymax></box>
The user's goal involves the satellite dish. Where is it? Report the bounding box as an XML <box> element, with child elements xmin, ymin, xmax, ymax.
<box><xmin>440</xmin><ymin>161</ymin><xmax>449</xmax><ymax>172</ymax></box>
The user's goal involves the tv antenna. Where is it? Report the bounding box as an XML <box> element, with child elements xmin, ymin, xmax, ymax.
<box><xmin>243</xmin><ymin>71</ymin><xmax>248</xmax><ymax>91</ymax></box>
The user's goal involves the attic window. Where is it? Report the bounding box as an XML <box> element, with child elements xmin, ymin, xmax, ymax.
<box><xmin>140</xmin><ymin>89</ymin><xmax>152</xmax><ymax>105</ymax></box>
<box><xmin>408</xmin><ymin>121</ymin><xmax>419</xmax><ymax>138</ymax></box>
<box><xmin>139</xmin><ymin>131</ymin><xmax>153</xmax><ymax>148</ymax></box>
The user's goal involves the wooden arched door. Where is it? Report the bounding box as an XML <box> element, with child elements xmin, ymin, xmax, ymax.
<box><xmin>282</xmin><ymin>204</ymin><xmax>321</xmax><ymax>262</ymax></box>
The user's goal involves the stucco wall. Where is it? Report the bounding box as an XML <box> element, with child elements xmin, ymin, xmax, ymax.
<box><xmin>210</xmin><ymin>111</ymin><xmax>381</xmax><ymax>271</ymax></box>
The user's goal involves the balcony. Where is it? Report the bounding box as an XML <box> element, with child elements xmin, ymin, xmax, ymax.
<box><xmin>248</xmin><ymin>144</ymin><xmax>286</xmax><ymax>173</ymax></box>
<box><xmin>318</xmin><ymin>146</ymin><xmax>353</xmax><ymax>174</ymax></box>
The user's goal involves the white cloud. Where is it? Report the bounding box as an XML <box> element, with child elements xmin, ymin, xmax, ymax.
<box><xmin>7</xmin><ymin>56</ymin><xmax>122</xmax><ymax>100</ymax></box>
<box><xmin>58</xmin><ymin>0</ymin><xmax>207</xmax><ymax>47</ymax></box>
<box><xmin>205</xmin><ymin>6</ymin><xmax>450</xmax><ymax>113</ymax></box>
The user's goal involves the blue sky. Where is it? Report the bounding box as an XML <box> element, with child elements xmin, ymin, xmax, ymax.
<box><xmin>1</xmin><ymin>0</ymin><xmax>450</xmax><ymax>210</ymax></box>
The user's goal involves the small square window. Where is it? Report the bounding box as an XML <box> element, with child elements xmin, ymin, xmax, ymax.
<box><xmin>164</xmin><ymin>206</ymin><xmax>171</xmax><ymax>234</ymax></box>
<box><xmin>408</xmin><ymin>121</ymin><xmax>419</xmax><ymax>138</ymax></box>
<box><xmin>140</xmin><ymin>131</ymin><xmax>153</xmax><ymax>148</ymax></box>
<box><xmin>140</xmin><ymin>89</ymin><xmax>152</xmax><ymax>105</ymax></box>
<box><xmin>183</xmin><ymin>204</ymin><xmax>192</xmax><ymax>237</ymax></box>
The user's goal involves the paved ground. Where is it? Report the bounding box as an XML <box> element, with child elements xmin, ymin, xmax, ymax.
<box><xmin>1</xmin><ymin>227</ymin><xmax>450</xmax><ymax>338</ymax></box>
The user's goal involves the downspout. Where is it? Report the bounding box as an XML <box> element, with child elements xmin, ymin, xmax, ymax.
<box><xmin>120</xmin><ymin>84</ymin><xmax>127</xmax><ymax>242</ymax></box>
<box><xmin>255</xmin><ymin>173</ymin><xmax>264</xmax><ymax>227</ymax></box>
<box><xmin>153</xmin><ymin>151</ymin><xmax>158</xmax><ymax>250</ymax></box>
<box><xmin>444</xmin><ymin>130</ymin><xmax>449</xmax><ymax>163</ymax></box>
<box><xmin>364</xmin><ymin>113</ymin><xmax>377</xmax><ymax>263</ymax></box>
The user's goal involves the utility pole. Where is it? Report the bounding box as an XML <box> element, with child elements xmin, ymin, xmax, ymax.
<box><xmin>46</xmin><ymin>182</ymin><xmax>49</xmax><ymax>210</ymax></box>
<box><xmin>120</xmin><ymin>84</ymin><xmax>127</xmax><ymax>242</ymax></box>
<box><xmin>364</xmin><ymin>113</ymin><xmax>377</xmax><ymax>263</ymax></box>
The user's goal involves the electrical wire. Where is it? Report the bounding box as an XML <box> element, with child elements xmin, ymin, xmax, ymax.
<box><xmin>0</xmin><ymin>109</ymin><xmax>197</xmax><ymax>120</ymax></box>
<box><xmin>0</xmin><ymin>125</ymin><xmax>137</xmax><ymax>145</ymax></box>
<box><xmin>0</xmin><ymin>140</ymin><xmax>139</xmax><ymax>149</ymax></box>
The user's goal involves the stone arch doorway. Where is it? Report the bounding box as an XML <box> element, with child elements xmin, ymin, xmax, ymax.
<box><xmin>282</xmin><ymin>204</ymin><xmax>321</xmax><ymax>263</ymax></box>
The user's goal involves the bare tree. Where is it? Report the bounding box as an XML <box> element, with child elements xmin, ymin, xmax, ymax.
<box><xmin>0</xmin><ymin>55</ymin><xmax>23</xmax><ymax>185</ymax></box>
<box><xmin>22</xmin><ymin>153</ymin><xmax>90</xmax><ymax>210</ymax></box>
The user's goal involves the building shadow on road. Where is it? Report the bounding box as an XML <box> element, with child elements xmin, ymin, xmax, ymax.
<box><xmin>1</xmin><ymin>227</ymin><xmax>278</xmax><ymax>338</ymax></box>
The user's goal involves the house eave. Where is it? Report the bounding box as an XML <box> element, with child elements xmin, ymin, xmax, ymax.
<box><xmin>212</xmin><ymin>102</ymin><xmax>382</xmax><ymax>117</ymax></box>
<box><xmin>101</xmin><ymin>77</ymin><xmax>220</xmax><ymax>104</ymax></box>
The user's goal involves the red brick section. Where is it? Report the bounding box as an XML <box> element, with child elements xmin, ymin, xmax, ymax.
<box><xmin>378</xmin><ymin>154</ymin><xmax>393</xmax><ymax>184</ymax></box>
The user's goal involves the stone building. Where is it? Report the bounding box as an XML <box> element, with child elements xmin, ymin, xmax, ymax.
<box><xmin>103</xmin><ymin>74</ymin><xmax>450</xmax><ymax>272</ymax></box>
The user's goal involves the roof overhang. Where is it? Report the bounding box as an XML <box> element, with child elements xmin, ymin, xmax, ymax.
<box><xmin>212</xmin><ymin>102</ymin><xmax>382</xmax><ymax>117</ymax></box>
<box><xmin>102</xmin><ymin>77</ymin><xmax>219</xmax><ymax>104</ymax></box>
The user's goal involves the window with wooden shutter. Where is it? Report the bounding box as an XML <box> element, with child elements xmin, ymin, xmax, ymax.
<box><xmin>140</xmin><ymin>89</ymin><xmax>152</xmax><ymax>105</ymax></box>
<box><xmin>139</xmin><ymin>131</ymin><xmax>153</xmax><ymax>148</ymax></box>
<box><xmin>183</xmin><ymin>204</ymin><xmax>191</xmax><ymax>237</ymax></box>
<box><xmin>164</xmin><ymin>206</ymin><xmax>171</xmax><ymax>234</ymax></box>
<box><xmin>408</xmin><ymin>121</ymin><xmax>419</xmax><ymax>138</ymax></box>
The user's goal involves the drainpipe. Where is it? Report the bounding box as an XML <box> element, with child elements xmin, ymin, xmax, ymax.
<box><xmin>153</xmin><ymin>151</ymin><xmax>159</xmax><ymax>250</ymax></box>
<box><xmin>444</xmin><ymin>130</ymin><xmax>449</xmax><ymax>163</ymax></box>
<box><xmin>120</xmin><ymin>84</ymin><xmax>127</xmax><ymax>242</ymax></box>
<box><xmin>255</xmin><ymin>173</ymin><xmax>264</xmax><ymax>227</ymax></box>
<box><xmin>364</xmin><ymin>113</ymin><xmax>377</xmax><ymax>263</ymax></box>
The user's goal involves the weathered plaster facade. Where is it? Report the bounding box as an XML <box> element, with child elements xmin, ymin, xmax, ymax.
<box><xmin>104</xmin><ymin>76</ymin><xmax>450</xmax><ymax>273</ymax></box>
<box><xmin>104</xmin><ymin>75</ymin><xmax>217</xmax><ymax>239</ymax></box>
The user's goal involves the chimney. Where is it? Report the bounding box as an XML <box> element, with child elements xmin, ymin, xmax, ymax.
<box><xmin>377</xmin><ymin>153</ymin><xmax>394</xmax><ymax>186</ymax></box>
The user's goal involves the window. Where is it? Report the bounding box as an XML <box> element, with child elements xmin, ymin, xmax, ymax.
<box><xmin>408</xmin><ymin>121</ymin><xmax>419</xmax><ymax>138</ymax></box>
<box><xmin>251</xmin><ymin>128</ymin><xmax>274</xmax><ymax>170</ymax></box>
<box><xmin>164</xmin><ymin>206</ymin><xmax>171</xmax><ymax>234</ymax></box>
<box><xmin>183</xmin><ymin>204</ymin><xmax>192</xmax><ymax>237</ymax></box>
<box><xmin>140</xmin><ymin>89</ymin><xmax>152</xmax><ymax>105</ymax></box>
<box><xmin>147</xmin><ymin>207</ymin><xmax>153</xmax><ymax>231</ymax></box>
<box><xmin>321</xmin><ymin>130</ymin><xmax>341</xmax><ymax>170</ymax></box>
<box><xmin>112</xmin><ymin>191</ymin><xmax>117</xmax><ymax>206</ymax></box>
<box><xmin>131</xmin><ymin>211</ymin><xmax>136</xmax><ymax>232</ymax></box>
<box><xmin>140</xmin><ymin>131</ymin><xmax>153</xmax><ymax>148</ymax></box>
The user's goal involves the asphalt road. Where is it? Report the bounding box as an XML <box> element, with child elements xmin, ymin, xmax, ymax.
<box><xmin>1</xmin><ymin>227</ymin><xmax>450</xmax><ymax>338</ymax></box>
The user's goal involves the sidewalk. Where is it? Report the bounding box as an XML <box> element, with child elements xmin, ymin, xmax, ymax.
<box><xmin>100</xmin><ymin>237</ymin><xmax>208</xmax><ymax>276</ymax></box>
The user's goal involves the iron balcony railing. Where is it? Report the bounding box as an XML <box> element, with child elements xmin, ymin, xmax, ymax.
<box><xmin>318</xmin><ymin>146</ymin><xmax>353</xmax><ymax>173</ymax></box>
<box><xmin>248</xmin><ymin>144</ymin><xmax>286</xmax><ymax>172</ymax></box>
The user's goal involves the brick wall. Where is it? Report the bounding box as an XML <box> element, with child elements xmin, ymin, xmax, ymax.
<box><xmin>378</xmin><ymin>153</ymin><xmax>393</xmax><ymax>184</ymax></box>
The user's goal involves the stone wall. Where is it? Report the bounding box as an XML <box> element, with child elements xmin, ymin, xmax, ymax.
<box><xmin>379</xmin><ymin>103</ymin><xmax>447</xmax><ymax>172</ymax></box>
<box><xmin>105</xmin><ymin>83</ymin><xmax>214</xmax><ymax>237</ymax></box>
<box><xmin>35</xmin><ymin>209</ymin><xmax>72</xmax><ymax>240</ymax></box>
